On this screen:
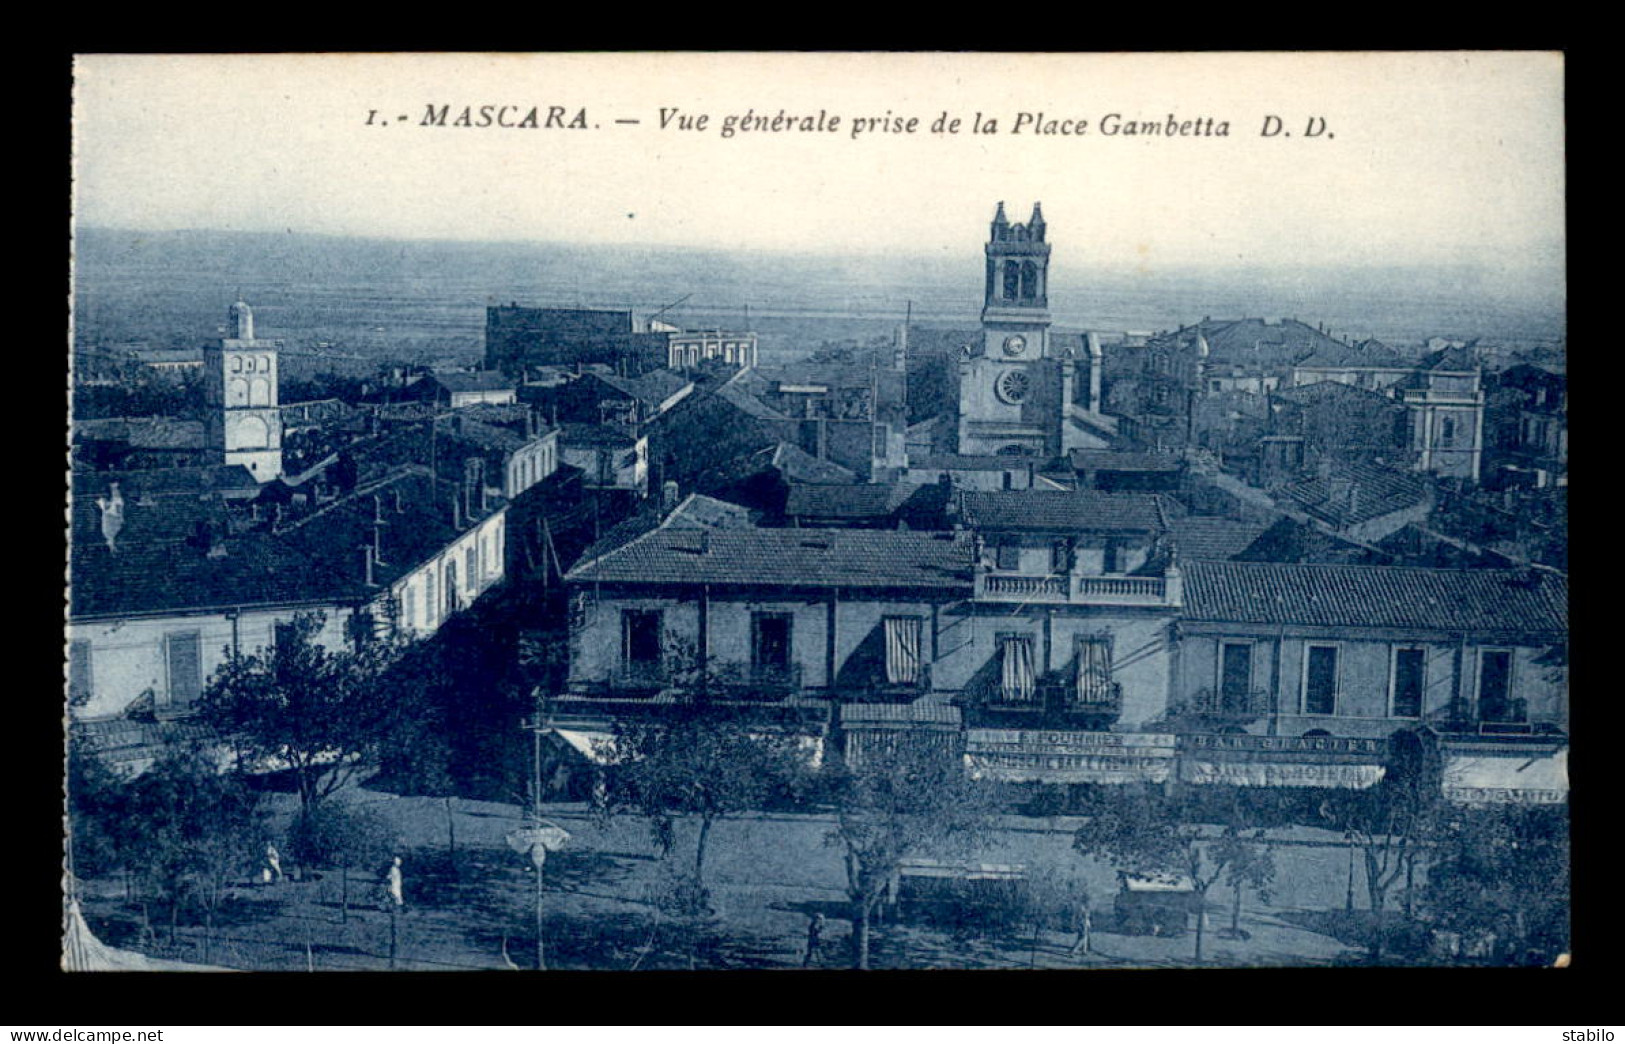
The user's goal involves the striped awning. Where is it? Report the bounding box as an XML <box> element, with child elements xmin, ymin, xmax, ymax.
<box><xmin>884</xmin><ymin>616</ymin><xmax>922</xmax><ymax>685</ymax></box>
<box><xmin>1077</xmin><ymin>637</ymin><xmax>1112</xmax><ymax>704</ymax></box>
<box><xmin>1000</xmin><ymin>635</ymin><xmax>1036</xmax><ymax>703</ymax></box>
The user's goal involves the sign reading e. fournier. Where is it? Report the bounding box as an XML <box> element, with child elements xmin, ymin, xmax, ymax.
<box><xmin>964</xmin><ymin>729</ymin><xmax>1177</xmax><ymax>784</ymax></box>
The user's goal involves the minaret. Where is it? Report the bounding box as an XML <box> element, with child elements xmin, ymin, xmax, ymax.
<box><xmin>203</xmin><ymin>299</ymin><xmax>283</xmax><ymax>482</ymax></box>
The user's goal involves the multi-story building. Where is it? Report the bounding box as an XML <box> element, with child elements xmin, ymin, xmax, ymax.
<box><xmin>1291</xmin><ymin>344</ymin><xmax>1486</xmax><ymax>483</ymax></box>
<box><xmin>68</xmin><ymin>462</ymin><xmax>508</xmax><ymax>772</ymax></box>
<box><xmin>667</xmin><ymin>330</ymin><xmax>760</xmax><ymax>371</ymax></box>
<box><xmin>484</xmin><ymin>305</ymin><xmax>671</xmax><ymax>378</ymax></box>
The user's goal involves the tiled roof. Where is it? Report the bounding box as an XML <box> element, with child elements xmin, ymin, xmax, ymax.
<box><xmin>955</xmin><ymin>490</ymin><xmax>1166</xmax><ymax>533</ymax></box>
<box><xmin>74</xmin><ymin>417</ymin><xmax>207</xmax><ymax>450</ymax></box>
<box><xmin>1158</xmin><ymin>318</ymin><xmax>1347</xmax><ymax>367</ymax></box>
<box><xmin>559</xmin><ymin>423</ymin><xmax>638</xmax><ymax>448</ymax></box>
<box><xmin>435</xmin><ymin>371</ymin><xmax>515</xmax><ymax>393</ymax></box>
<box><xmin>1167</xmin><ymin>517</ymin><xmax>1269</xmax><ymax>561</ymax></box>
<box><xmin>1418</xmin><ymin>346</ymin><xmax>1479</xmax><ymax>372</ymax></box>
<box><xmin>71</xmin><ymin>466</ymin><xmax>501</xmax><ymax>620</ymax></box>
<box><xmin>908</xmin><ymin>453</ymin><xmax>1066</xmax><ymax>473</ymax></box>
<box><xmin>770</xmin><ymin>442</ymin><xmax>858</xmax><ymax>485</ymax></box>
<box><xmin>1068</xmin><ymin>449</ymin><xmax>1184</xmax><ymax>473</ymax></box>
<box><xmin>1271</xmin><ymin>381</ymin><xmax>1396</xmax><ymax>408</ymax></box>
<box><xmin>574</xmin><ymin>494</ymin><xmax>756</xmax><ymax>565</ymax></box>
<box><xmin>71</xmin><ymin>465</ymin><xmax>260</xmax><ymax>499</ymax></box>
<box><xmin>784</xmin><ymin>481</ymin><xmax>921</xmax><ymax>519</ymax></box>
<box><xmin>566</xmin><ymin>526</ymin><xmax>971</xmax><ymax>590</ymax></box>
<box><xmin>1295</xmin><ymin>338</ymin><xmax>1408</xmax><ymax>369</ymax></box>
<box><xmin>1277</xmin><ymin>460</ymin><xmax>1430</xmax><ymax>528</ymax></box>
<box><xmin>1182</xmin><ymin>561</ymin><xmax>1568</xmax><ymax>635</ymax></box>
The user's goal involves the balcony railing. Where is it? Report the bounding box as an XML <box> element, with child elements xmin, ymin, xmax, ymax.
<box><xmin>610</xmin><ymin>661</ymin><xmax>671</xmax><ymax>692</ymax></box>
<box><xmin>711</xmin><ymin>661</ymin><xmax>805</xmax><ymax>698</ymax></box>
<box><xmin>975</xmin><ymin>571</ymin><xmax>1179</xmax><ymax>607</ymax></box>
<box><xmin>989</xmin><ymin>682</ymin><xmax>1123</xmax><ymax>717</ymax></box>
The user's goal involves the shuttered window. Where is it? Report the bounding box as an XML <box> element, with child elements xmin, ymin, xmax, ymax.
<box><xmin>69</xmin><ymin>641</ymin><xmax>93</xmax><ymax>703</ymax></box>
<box><xmin>884</xmin><ymin>617</ymin><xmax>922</xmax><ymax>685</ymax></box>
<box><xmin>1076</xmin><ymin>636</ymin><xmax>1113</xmax><ymax>705</ymax></box>
<box><xmin>165</xmin><ymin>631</ymin><xmax>203</xmax><ymax>707</ymax></box>
<box><xmin>999</xmin><ymin>634</ymin><xmax>1036</xmax><ymax>703</ymax></box>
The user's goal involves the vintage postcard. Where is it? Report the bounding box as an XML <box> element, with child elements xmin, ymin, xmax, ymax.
<box><xmin>66</xmin><ymin>51</ymin><xmax>1566</xmax><ymax>972</ymax></box>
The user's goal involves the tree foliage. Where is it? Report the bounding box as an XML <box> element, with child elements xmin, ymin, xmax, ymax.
<box><xmin>120</xmin><ymin>746</ymin><xmax>266</xmax><ymax>946</ymax></box>
<box><xmin>1420</xmin><ymin>804</ymin><xmax>1569</xmax><ymax>965</ymax></box>
<box><xmin>199</xmin><ymin>611</ymin><xmax>402</xmax><ymax>814</ymax></box>
<box><xmin>1318</xmin><ymin>727</ymin><xmax>1445</xmax><ymax>960</ymax></box>
<box><xmin>825</xmin><ymin>741</ymin><xmax>999</xmax><ymax>969</ymax></box>
<box><xmin>1073</xmin><ymin>789</ymin><xmax>1275</xmax><ymax>963</ymax></box>
<box><xmin>606</xmin><ymin>712</ymin><xmax>807</xmax><ymax>883</ymax></box>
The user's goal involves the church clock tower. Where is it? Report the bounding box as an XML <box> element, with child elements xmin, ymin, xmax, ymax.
<box><xmin>957</xmin><ymin>203</ymin><xmax>1073</xmax><ymax>457</ymax></box>
<box><xmin>203</xmin><ymin>299</ymin><xmax>284</xmax><ymax>482</ymax></box>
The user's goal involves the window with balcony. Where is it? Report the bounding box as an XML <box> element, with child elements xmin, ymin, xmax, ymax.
<box><xmin>995</xmin><ymin>543</ymin><xmax>1021</xmax><ymax>571</ymax></box>
<box><xmin>999</xmin><ymin>633</ymin><xmax>1037</xmax><ymax>703</ymax></box>
<box><xmin>884</xmin><ymin>616</ymin><xmax>923</xmax><ymax>686</ymax></box>
<box><xmin>1391</xmin><ymin>646</ymin><xmax>1426</xmax><ymax>718</ymax></box>
<box><xmin>1303</xmin><ymin>643</ymin><xmax>1339</xmax><ymax>716</ymax></box>
<box><xmin>1075</xmin><ymin>635</ymin><xmax>1113</xmax><ymax>706</ymax></box>
<box><xmin>164</xmin><ymin>631</ymin><xmax>203</xmax><ymax>708</ymax></box>
<box><xmin>1478</xmin><ymin>648</ymin><xmax>1520</xmax><ymax>722</ymax></box>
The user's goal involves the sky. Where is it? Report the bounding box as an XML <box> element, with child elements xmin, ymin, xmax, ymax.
<box><xmin>72</xmin><ymin>52</ymin><xmax>1565</xmax><ymax>274</ymax></box>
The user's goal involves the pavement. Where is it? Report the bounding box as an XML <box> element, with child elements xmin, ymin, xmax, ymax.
<box><xmin>73</xmin><ymin>785</ymin><xmax>1371</xmax><ymax>970</ymax></box>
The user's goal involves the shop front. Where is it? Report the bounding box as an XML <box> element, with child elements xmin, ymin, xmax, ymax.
<box><xmin>963</xmin><ymin>728</ymin><xmax>1178</xmax><ymax>784</ymax></box>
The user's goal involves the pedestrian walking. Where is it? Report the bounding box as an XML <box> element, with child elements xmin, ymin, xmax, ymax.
<box><xmin>263</xmin><ymin>843</ymin><xmax>284</xmax><ymax>885</ymax></box>
<box><xmin>802</xmin><ymin>913</ymin><xmax>825</xmax><ymax>968</ymax></box>
<box><xmin>1068</xmin><ymin>904</ymin><xmax>1093</xmax><ymax>957</ymax></box>
<box><xmin>384</xmin><ymin>855</ymin><xmax>405</xmax><ymax>910</ymax></box>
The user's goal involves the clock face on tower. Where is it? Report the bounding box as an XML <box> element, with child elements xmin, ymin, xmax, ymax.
<box><xmin>1002</xmin><ymin>335</ymin><xmax>1027</xmax><ymax>357</ymax></box>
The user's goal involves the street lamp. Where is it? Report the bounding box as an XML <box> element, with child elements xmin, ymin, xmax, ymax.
<box><xmin>1344</xmin><ymin>829</ymin><xmax>1357</xmax><ymax>914</ymax></box>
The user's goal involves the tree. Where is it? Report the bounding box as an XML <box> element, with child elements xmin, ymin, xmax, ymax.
<box><xmin>66</xmin><ymin>744</ymin><xmax>131</xmax><ymax>883</ymax></box>
<box><xmin>1420</xmin><ymin>804</ymin><xmax>1569</xmax><ymax>965</ymax></box>
<box><xmin>606</xmin><ymin>710</ymin><xmax>806</xmax><ymax>888</ymax></box>
<box><xmin>1073</xmin><ymin>790</ymin><xmax>1273</xmax><ymax>964</ymax></box>
<box><xmin>1214</xmin><ymin>825</ymin><xmax>1276</xmax><ymax>940</ymax></box>
<box><xmin>1319</xmin><ymin>727</ymin><xmax>1445</xmax><ymax>961</ymax></box>
<box><xmin>825</xmin><ymin>741</ymin><xmax>999</xmax><ymax>970</ymax></box>
<box><xmin>121</xmin><ymin>746</ymin><xmax>266</xmax><ymax>959</ymax></box>
<box><xmin>285</xmin><ymin>802</ymin><xmax>399</xmax><ymax>924</ymax></box>
<box><xmin>199</xmin><ymin>611</ymin><xmax>401</xmax><ymax>815</ymax></box>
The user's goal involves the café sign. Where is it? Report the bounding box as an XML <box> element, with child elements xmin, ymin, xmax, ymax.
<box><xmin>964</xmin><ymin>729</ymin><xmax>1177</xmax><ymax>784</ymax></box>
<box><xmin>1178</xmin><ymin>732</ymin><xmax>1386</xmax><ymax>789</ymax></box>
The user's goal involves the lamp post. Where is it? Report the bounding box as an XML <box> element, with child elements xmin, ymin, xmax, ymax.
<box><xmin>1344</xmin><ymin>829</ymin><xmax>1357</xmax><ymax>913</ymax></box>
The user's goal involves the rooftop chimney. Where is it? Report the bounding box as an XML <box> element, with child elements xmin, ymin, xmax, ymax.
<box><xmin>662</xmin><ymin>479</ymin><xmax>680</xmax><ymax>515</ymax></box>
